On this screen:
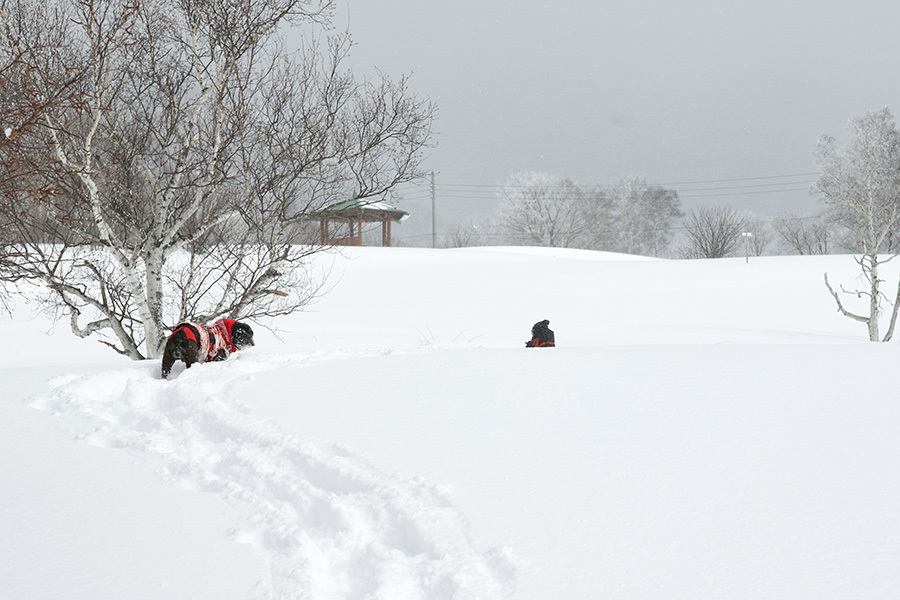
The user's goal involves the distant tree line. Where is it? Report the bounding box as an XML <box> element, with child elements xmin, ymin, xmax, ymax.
<box><xmin>440</xmin><ymin>134</ymin><xmax>900</xmax><ymax>263</ymax></box>
<box><xmin>490</xmin><ymin>172</ymin><xmax>684</xmax><ymax>257</ymax></box>
<box><xmin>441</xmin><ymin>172</ymin><xmax>812</xmax><ymax>259</ymax></box>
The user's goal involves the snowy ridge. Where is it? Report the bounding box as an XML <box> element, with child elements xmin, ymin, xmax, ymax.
<box><xmin>30</xmin><ymin>351</ymin><xmax>517</xmax><ymax>599</ymax></box>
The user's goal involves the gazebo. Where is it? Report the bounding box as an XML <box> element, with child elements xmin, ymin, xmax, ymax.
<box><xmin>309</xmin><ymin>198</ymin><xmax>409</xmax><ymax>247</ymax></box>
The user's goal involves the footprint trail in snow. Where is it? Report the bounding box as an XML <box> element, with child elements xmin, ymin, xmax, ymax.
<box><xmin>31</xmin><ymin>352</ymin><xmax>517</xmax><ymax>599</ymax></box>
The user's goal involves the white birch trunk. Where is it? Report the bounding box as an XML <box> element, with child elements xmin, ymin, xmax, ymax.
<box><xmin>866</xmin><ymin>255</ymin><xmax>880</xmax><ymax>342</ymax></box>
<box><xmin>143</xmin><ymin>250</ymin><xmax>166</xmax><ymax>359</ymax></box>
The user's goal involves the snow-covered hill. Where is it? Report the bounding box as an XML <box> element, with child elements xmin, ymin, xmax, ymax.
<box><xmin>3</xmin><ymin>247</ymin><xmax>900</xmax><ymax>599</ymax></box>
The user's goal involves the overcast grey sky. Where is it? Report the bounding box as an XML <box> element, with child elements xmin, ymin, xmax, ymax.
<box><xmin>333</xmin><ymin>0</ymin><xmax>900</xmax><ymax>238</ymax></box>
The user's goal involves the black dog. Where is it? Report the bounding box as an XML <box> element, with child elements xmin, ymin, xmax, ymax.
<box><xmin>525</xmin><ymin>319</ymin><xmax>555</xmax><ymax>347</ymax></box>
<box><xmin>161</xmin><ymin>318</ymin><xmax>254</xmax><ymax>379</ymax></box>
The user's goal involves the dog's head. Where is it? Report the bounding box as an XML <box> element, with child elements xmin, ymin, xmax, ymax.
<box><xmin>231</xmin><ymin>321</ymin><xmax>255</xmax><ymax>350</ymax></box>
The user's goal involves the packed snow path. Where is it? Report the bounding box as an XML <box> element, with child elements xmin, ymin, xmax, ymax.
<box><xmin>31</xmin><ymin>351</ymin><xmax>515</xmax><ymax>599</ymax></box>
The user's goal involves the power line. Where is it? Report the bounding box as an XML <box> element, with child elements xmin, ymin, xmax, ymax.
<box><xmin>395</xmin><ymin>171</ymin><xmax>818</xmax><ymax>190</ymax></box>
<box><xmin>662</xmin><ymin>180</ymin><xmax>813</xmax><ymax>193</ymax></box>
<box><xmin>650</xmin><ymin>171</ymin><xmax>818</xmax><ymax>186</ymax></box>
<box><xmin>396</xmin><ymin>187</ymin><xmax>812</xmax><ymax>203</ymax></box>
<box><xmin>392</xmin><ymin>171</ymin><xmax>818</xmax><ymax>202</ymax></box>
<box><xmin>677</xmin><ymin>186</ymin><xmax>811</xmax><ymax>199</ymax></box>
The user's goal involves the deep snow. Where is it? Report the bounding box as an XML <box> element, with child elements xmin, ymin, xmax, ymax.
<box><xmin>3</xmin><ymin>246</ymin><xmax>900</xmax><ymax>599</ymax></box>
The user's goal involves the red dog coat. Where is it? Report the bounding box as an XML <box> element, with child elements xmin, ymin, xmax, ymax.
<box><xmin>174</xmin><ymin>319</ymin><xmax>240</xmax><ymax>363</ymax></box>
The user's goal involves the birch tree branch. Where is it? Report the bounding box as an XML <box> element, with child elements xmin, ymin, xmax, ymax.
<box><xmin>824</xmin><ymin>272</ymin><xmax>869</xmax><ymax>324</ymax></box>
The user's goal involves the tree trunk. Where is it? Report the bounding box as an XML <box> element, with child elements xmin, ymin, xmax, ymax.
<box><xmin>881</xmin><ymin>277</ymin><xmax>900</xmax><ymax>342</ymax></box>
<box><xmin>143</xmin><ymin>251</ymin><xmax>166</xmax><ymax>359</ymax></box>
<box><xmin>867</xmin><ymin>255</ymin><xmax>881</xmax><ymax>341</ymax></box>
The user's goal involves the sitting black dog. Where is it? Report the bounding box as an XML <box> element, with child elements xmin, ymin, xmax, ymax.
<box><xmin>525</xmin><ymin>319</ymin><xmax>555</xmax><ymax>347</ymax></box>
<box><xmin>161</xmin><ymin>318</ymin><xmax>255</xmax><ymax>379</ymax></box>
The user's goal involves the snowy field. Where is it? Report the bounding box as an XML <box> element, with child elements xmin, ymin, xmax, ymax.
<box><xmin>3</xmin><ymin>246</ymin><xmax>900</xmax><ymax>599</ymax></box>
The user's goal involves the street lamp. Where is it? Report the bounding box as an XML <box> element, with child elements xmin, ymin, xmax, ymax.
<box><xmin>741</xmin><ymin>231</ymin><xmax>753</xmax><ymax>263</ymax></box>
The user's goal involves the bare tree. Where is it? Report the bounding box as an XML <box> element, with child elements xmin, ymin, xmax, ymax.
<box><xmin>679</xmin><ymin>205</ymin><xmax>746</xmax><ymax>259</ymax></box>
<box><xmin>0</xmin><ymin>0</ymin><xmax>101</xmax><ymax>312</ymax></box>
<box><xmin>444</xmin><ymin>218</ymin><xmax>485</xmax><ymax>248</ymax></box>
<box><xmin>753</xmin><ymin>231</ymin><xmax>770</xmax><ymax>256</ymax></box>
<box><xmin>607</xmin><ymin>177</ymin><xmax>683</xmax><ymax>257</ymax></box>
<box><xmin>497</xmin><ymin>172</ymin><xmax>588</xmax><ymax>247</ymax></box>
<box><xmin>0</xmin><ymin>0</ymin><xmax>434</xmax><ymax>358</ymax></box>
<box><xmin>773</xmin><ymin>213</ymin><xmax>830</xmax><ymax>255</ymax></box>
<box><xmin>815</xmin><ymin>107</ymin><xmax>900</xmax><ymax>342</ymax></box>
<box><xmin>743</xmin><ymin>221</ymin><xmax>772</xmax><ymax>257</ymax></box>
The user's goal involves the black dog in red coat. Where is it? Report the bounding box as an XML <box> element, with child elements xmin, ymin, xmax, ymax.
<box><xmin>525</xmin><ymin>319</ymin><xmax>555</xmax><ymax>347</ymax></box>
<box><xmin>161</xmin><ymin>318</ymin><xmax>254</xmax><ymax>379</ymax></box>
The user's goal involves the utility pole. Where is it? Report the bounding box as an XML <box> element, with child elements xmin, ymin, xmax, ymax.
<box><xmin>431</xmin><ymin>171</ymin><xmax>437</xmax><ymax>249</ymax></box>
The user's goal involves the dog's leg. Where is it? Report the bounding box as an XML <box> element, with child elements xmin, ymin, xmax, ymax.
<box><xmin>161</xmin><ymin>358</ymin><xmax>173</xmax><ymax>379</ymax></box>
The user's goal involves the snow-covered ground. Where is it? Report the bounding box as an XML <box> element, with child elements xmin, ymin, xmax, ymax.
<box><xmin>3</xmin><ymin>246</ymin><xmax>900</xmax><ymax>599</ymax></box>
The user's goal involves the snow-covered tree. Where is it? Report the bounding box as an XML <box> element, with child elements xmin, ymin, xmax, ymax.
<box><xmin>578</xmin><ymin>185</ymin><xmax>619</xmax><ymax>251</ymax></box>
<box><xmin>0</xmin><ymin>0</ymin><xmax>434</xmax><ymax>358</ymax></box>
<box><xmin>606</xmin><ymin>177</ymin><xmax>683</xmax><ymax>257</ymax></box>
<box><xmin>815</xmin><ymin>107</ymin><xmax>900</xmax><ymax>342</ymax></box>
<box><xmin>497</xmin><ymin>172</ymin><xmax>587</xmax><ymax>247</ymax></box>
<box><xmin>496</xmin><ymin>173</ymin><xmax>682</xmax><ymax>256</ymax></box>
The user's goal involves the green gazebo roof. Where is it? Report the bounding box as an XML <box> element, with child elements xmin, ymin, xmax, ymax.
<box><xmin>313</xmin><ymin>198</ymin><xmax>409</xmax><ymax>222</ymax></box>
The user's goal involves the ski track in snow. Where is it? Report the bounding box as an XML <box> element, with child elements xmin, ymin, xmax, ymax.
<box><xmin>30</xmin><ymin>351</ymin><xmax>517</xmax><ymax>600</ymax></box>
